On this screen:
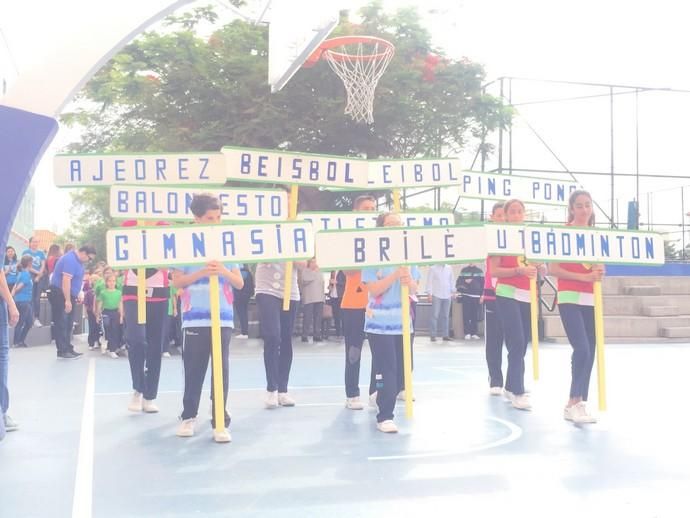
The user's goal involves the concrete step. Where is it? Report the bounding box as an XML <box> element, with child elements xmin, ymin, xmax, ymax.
<box><xmin>542</xmin><ymin>295</ymin><xmax>690</xmax><ymax>317</ymax></box>
<box><xmin>10</xmin><ymin>325</ymin><xmax>52</xmax><ymax>347</ymax></box>
<box><xmin>543</xmin><ymin>315</ymin><xmax>690</xmax><ymax>338</ymax></box>
<box><xmin>624</xmin><ymin>285</ymin><xmax>662</xmax><ymax>296</ymax></box>
<box><xmin>642</xmin><ymin>306</ymin><xmax>680</xmax><ymax>317</ymax></box>
<box><xmin>660</xmin><ymin>326</ymin><xmax>690</xmax><ymax>338</ymax></box>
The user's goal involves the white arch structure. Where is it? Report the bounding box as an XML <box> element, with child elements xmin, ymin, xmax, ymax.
<box><xmin>0</xmin><ymin>1</ymin><xmax>195</xmax><ymax>249</ymax></box>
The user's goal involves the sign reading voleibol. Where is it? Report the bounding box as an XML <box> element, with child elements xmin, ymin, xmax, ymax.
<box><xmin>106</xmin><ymin>222</ymin><xmax>314</xmax><ymax>269</ymax></box>
<box><xmin>110</xmin><ymin>186</ymin><xmax>287</xmax><ymax>221</ymax></box>
<box><xmin>300</xmin><ymin>212</ymin><xmax>454</xmax><ymax>231</ymax></box>
<box><xmin>315</xmin><ymin>225</ymin><xmax>487</xmax><ymax>270</ymax></box>
<box><xmin>54</xmin><ymin>153</ymin><xmax>227</xmax><ymax>187</ymax></box>
<box><xmin>223</xmin><ymin>146</ymin><xmax>369</xmax><ymax>188</ymax></box>
<box><xmin>524</xmin><ymin>226</ymin><xmax>664</xmax><ymax>265</ymax></box>
<box><xmin>367</xmin><ymin>158</ymin><xmax>461</xmax><ymax>188</ymax></box>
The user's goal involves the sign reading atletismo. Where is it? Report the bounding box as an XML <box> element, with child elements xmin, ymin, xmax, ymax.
<box><xmin>299</xmin><ymin>212</ymin><xmax>454</xmax><ymax>231</ymax></box>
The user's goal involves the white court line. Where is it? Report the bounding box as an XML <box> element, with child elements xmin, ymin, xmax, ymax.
<box><xmin>72</xmin><ymin>359</ymin><xmax>95</xmax><ymax>518</ymax></box>
<box><xmin>367</xmin><ymin>417</ymin><xmax>523</xmax><ymax>462</ymax></box>
<box><xmin>94</xmin><ymin>380</ymin><xmax>469</xmax><ymax>397</ymax></box>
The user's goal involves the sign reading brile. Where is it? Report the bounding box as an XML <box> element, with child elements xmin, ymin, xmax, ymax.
<box><xmin>54</xmin><ymin>153</ymin><xmax>227</xmax><ymax>187</ymax></box>
<box><xmin>106</xmin><ymin>222</ymin><xmax>314</xmax><ymax>269</ymax></box>
<box><xmin>315</xmin><ymin>225</ymin><xmax>487</xmax><ymax>270</ymax></box>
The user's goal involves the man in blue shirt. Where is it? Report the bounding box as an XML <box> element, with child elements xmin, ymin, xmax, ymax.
<box><xmin>48</xmin><ymin>245</ymin><xmax>96</xmax><ymax>359</ymax></box>
<box><xmin>21</xmin><ymin>237</ymin><xmax>47</xmax><ymax>327</ymax></box>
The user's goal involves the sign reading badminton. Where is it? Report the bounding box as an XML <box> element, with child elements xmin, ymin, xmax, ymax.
<box><xmin>223</xmin><ymin>146</ymin><xmax>369</xmax><ymax>188</ymax></box>
<box><xmin>367</xmin><ymin>158</ymin><xmax>462</xmax><ymax>188</ymax></box>
<box><xmin>460</xmin><ymin>171</ymin><xmax>578</xmax><ymax>205</ymax></box>
<box><xmin>106</xmin><ymin>222</ymin><xmax>314</xmax><ymax>269</ymax></box>
<box><xmin>300</xmin><ymin>211</ymin><xmax>454</xmax><ymax>231</ymax></box>
<box><xmin>110</xmin><ymin>187</ymin><xmax>287</xmax><ymax>221</ymax></box>
<box><xmin>54</xmin><ymin>153</ymin><xmax>227</xmax><ymax>187</ymax></box>
<box><xmin>315</xmin><ymin>225</ymin><xmax>487</xmax><ymax>270</ymax></box>
<box><xmin>524</xmin><ymin>226</ymin><xmax>664</xmax><ymax>265</ymax></box>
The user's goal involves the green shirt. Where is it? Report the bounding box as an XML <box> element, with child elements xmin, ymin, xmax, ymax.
<box><xmin>98</xmin><ymin>288</ymin><xmax>122</xmax><ymax>311</ymax></box>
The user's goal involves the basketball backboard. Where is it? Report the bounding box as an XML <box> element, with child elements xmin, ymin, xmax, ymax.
<box><xmin>268</xmin><ymin>0</ymin><xmax>339</xmax><ymax>93</ymax></box>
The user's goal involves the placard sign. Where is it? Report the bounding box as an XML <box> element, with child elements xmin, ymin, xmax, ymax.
<box><xmin>106</xmin><ymin>222</ymin><xmax>314</xmax><ymax>269</ymax></box>
<box><xmin>459</xmin><ymin>171</ymin><xmax>578</xmax><ymax>205</ymax></box>
<box><xmin>524</xmin><ymin>226</ymin><xmax>665</xmax><ymax>265</ymax></box>
<box><xmin>223</xmin><ymin>146</ymin><xmax>369</xmax><ymax>188</ymax></box>
<box><xmin>485</xmin><ymin>223</ymin><xmax>528</xmax><ymax>255</ymax></box>
<box><xmin>315</xmin><ymin>225</ymin><xmax>487</xmax><ymax>270</ymax></box>
<box><xmin>367</xmin><ymin>158</ymin><xmax>461</xmax><ymax>188</ymax></box>
<box><xmin>110</xmin><ymin>187</ymin><xmax>287</xmax><ymax>221</ymax></box>
<box><xmin>54</xmin><ymin>153</ymin><xmax>227</xmax><ymax>187</ymax></box>
<box><xmin>300</xmin><ymin>212</ymin><xmax>454</xmax><ymax>231</ymax></box>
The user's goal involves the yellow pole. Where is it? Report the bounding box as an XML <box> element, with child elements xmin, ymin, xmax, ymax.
<box><xmin>392</xmin><ymin>190</ymin><xmax>414</xmax><ymax>418</ymax></box>
<box><xmin>593</xmin><ymin>280</ymin><xmax>607</xmax><ymax>411</ymax></box>
<box><xmin>282</xmin><ymin>186</ymin><xmax>299</xmax><ymax>311</ymax></box>
<box><xmin>136</xmin><ymin>220</ymin><xmax>146</xmax><ymax>324</ymax></box>
<box><xmin>209</xmin><ymin>275</ymin><xmax>225</xmax><ymax>432</ymax></box>
<box><xmin>529</xmin><ymin>277</ymin><xmax>539</xmax><ymax>381</ymax></box>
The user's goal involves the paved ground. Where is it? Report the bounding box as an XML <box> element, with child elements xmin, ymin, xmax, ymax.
<box><xmin>2</xmin><ymin>335</ymin><xmax>689</xmax><ymax>518</ymax></box>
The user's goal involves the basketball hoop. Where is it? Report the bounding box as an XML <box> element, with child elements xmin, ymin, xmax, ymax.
<box><xmin>305</xmin><ymin>36</ymin><xmax>395</xmax><ymax>124</ymax></box>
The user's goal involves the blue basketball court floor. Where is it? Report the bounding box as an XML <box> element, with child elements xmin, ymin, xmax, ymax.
<box><xmin>2</xmin><ymin>335</ymin><xmax>689</xmax><ymax>518</ymax></box>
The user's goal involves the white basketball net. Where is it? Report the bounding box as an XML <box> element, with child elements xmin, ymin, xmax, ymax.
<box><xmin>323</xmin><ymin>41</ymin><xmax>394</xmax><ymax>124</ymax></box>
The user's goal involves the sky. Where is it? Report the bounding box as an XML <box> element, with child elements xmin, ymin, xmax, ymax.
<box><xmin>4</xmin><ymin>0</ymin><xmax>690</xmax><ymax>242</ymax></box>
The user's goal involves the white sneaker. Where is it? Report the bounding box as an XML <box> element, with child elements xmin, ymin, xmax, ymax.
<box><xmin>369</xmin><ymin>392</ymin><xmax>379</xmax><ymax>411</ymax></box>
<box><xmin>176</xmin><ymin>418</ymin><xmax>196</xmax><ymax>437</ymax></box>
<box><xmin>162</xmin><ymin>352</ymin><xmax>171</xmax><ymax>358</ymax></box>
<box><xmin>471</xmin><ymin>334</ymin><xmax>481</xmax><ymax>340</ymax></box>
<box><xmin>109</xmin><ymin>351</ymin><xmax>118</xmax><ymax>359</ymax></box>
<box><xmin>237</xmin><ymin>334</ymin><xmax>249</xmax><ymax>339</ymax></box>
<box><xmin>34</xmin><ymin>319</ymin><xmax>42</xmax><ymax>327</ymax></box>
<box><xmin>213</xmin><ymin>428</ymin><xmax>232</xmax><ymax>443</ymax></box>
<box><xmin>505</xmin><ymin>391</ymin><xmax>532</xmax><ymax>410</ymax></box>
<box><xmin>397</xmin><ymin>391</ymin><xmax>415</xmax><ymax>401</ymax></box>
<box><xmin>128</xmin><ymin>391</ymin><xmax>143</xmax><ymax>412</ymax></box>
<box><xmin>564</xmin><ymin>402</ymin><xmax>597</xmax><ymax>424</ymax></box>
<box><xmin>489</xmin><ymin>386</ymin><xmax>503</xmax><ymax>396</ymax></box>
<box><xmin>345</xmin><ymin>397</ymin><xmax>364</xmax><ymax>410</ymax></box>
<box><xmin>278</xmin><ymin>392</ymin><xmax>295</xmax><ymax>407</ymax></box>
<box><xmin>142</xmin><ymin>399</ymin><xmax>159</xmax><ymax>413</ymax></box>
<box><xmin>464</xmin><ymin>334</ymin><xmax>471</xmax><ymax>340</ymax></box>
<box><xmin>265</xmin><ymin>391</ymin><xmax>279</xmax><ymax>409</ymax></box>
<box><xmin>377</xmin><ymin>420</ymin><xmax>398</xmax><ymax>433</ymax></box>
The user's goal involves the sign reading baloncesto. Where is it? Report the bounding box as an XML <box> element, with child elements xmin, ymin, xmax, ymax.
<box><xmin>299</xmin><ymin>212</ymin><xmax>454</xmax><ymax>231</ymax></box>
<box><xmin>106</xmin><ymin>222</ymin><xmax>314</xmax><ymax>269</ymax></box>
<box><xmin>315</xmin><ymin>225</ymin><xmax>487</xmax><ymax>270</ymax></box>
<box><xmin>110</xmin><ymin>187</ymin><xmax>287</xmax><ymax>221</ymax></box>
<box><xmin>223</xmin><ymin>146</ymin><xmax>369</xmax><ymax>188</ymax></box>
<box><xmin>523</xmin><ymin>226</ymin><xmax>664</xmax><ymax>265</ymax></box>
<box><xmin>54</xmin><ymin>153</ymin><xmax>227</xmax><ymax>187</ymax></box>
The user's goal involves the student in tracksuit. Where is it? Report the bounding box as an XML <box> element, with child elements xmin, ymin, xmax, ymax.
<box><xmin>548</xmin><ymin>190</ymin><xmax>602</xmax><ymax>424</ymax></box>
<box><xmin>483</xmin><ymin>202</ymin><xmax>506</xmax><ymax>395</ymax></box>
<box><xmin>362</xmin><ymin>212</ymin><xmax>419</xmax><ymax>434</ymax></box>
<box><xmin>489</xmin><ymin>199</ymin><xmax>537</xmax><ymax>411</ymax></box>
<box><xmin>173</xmin><ymin>194</ymin><xmax>244</xmax><ymax>443</ymax></box>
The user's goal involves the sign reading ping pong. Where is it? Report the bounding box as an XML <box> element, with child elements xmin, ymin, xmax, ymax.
<box><xmin>223</xmin><ymin>146</ymin><xmax>369</xmax><ymax>188</ymax></box>
<box><xmin>54</xmin><ymin>153</ymin><xmax>227</xmax><ymax>187</ymax></box>
<box><xmin>524</xmin><ymin>226</ymin><xmax>664</xmax><ymax>265</ymax></box>
<box><xmin>106</xmin><ymin>222</ymin><xmax>314</xmax><ymax>269</ymax></box>
<box><xmin>315</xmin><ymin>225</ymin><xmax>487</xmax><ymax>270</ymax></box>
<box><xmin>300</xmin><ymin>211</ymin><xmax>454</xmax><ymax>231</ymax></box>
<box><xmin>110</xmin><ymin>186</ymin><xmax>287</xmax><ymax>221</ymax></box>
<box><xmin>460</xmin><ymin>171</ymin><xmax>578</xmax><ymax>205</ymax></box>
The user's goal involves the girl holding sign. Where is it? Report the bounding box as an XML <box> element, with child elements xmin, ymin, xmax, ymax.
<box><xmin>489</xmin><ymin>199</ymin><xmax>536</xmax><ymax>411</ymax></box>
<box><xmin>547</xmin><ymin>190</ymin><xmax>602</xmax><ymax>424</ymax></box>
<box><xmin>173</xmin><ymin>194</ymin><xmax>244</xmax><ymax>443</ymax></box>
<box><xmin>362</xmin><ymin>212</ymin><xmax>419</xmax><ymax>433</ymax></box>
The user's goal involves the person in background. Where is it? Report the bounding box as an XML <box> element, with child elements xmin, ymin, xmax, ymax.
<box><xmin>233</xmin><ymin>264</ymin><xmax>254</xmax><ymax>339</ymax></box>
<box><xmin>299</xmin><ymin>258</ymin><xmax>325</xmax><ymax>343</ymax></box>
<box><xmin>427</xmin><ymin>263</ymin><xmax>454</xmax><ymax>342</ymax></box>
<box><xmin>3</xmin><ymin>247</ymin><xmax>18</xmax><ymax>293</ymax></box>
<box><xmin>457</xmin><ymin>263</ymin><xmax>484</xmax><ymax>340</ymax></box>
<box><xmin>11</xmin><ymin>255</ymin><xmax>34</xmax><ymax>348</ymax></box>
<box><xmin>45</xmin><ymin>244</ymin><xmax>62</xmax><ymax>283</ymax></box>
<box><xmin>0</xmin><ymin>271</ymin><xmax>20</xmax><ymax>439</ymax></box>
<box><xmin>83</xmin><ymin>269</ymin><xmax>101</xmax><ymax>351</ymax></box>
<box><xmin>97</xmin><ymin>274</ymin><xmax>123</xmax><ymax>359</ymax></box>
<box><xmin>326</xmin><ymin>271</ymin><xmax>345</xmax><ymax>338</ymax></box>
<box><xmin>21</xmin><ymin>237</ymin><xmax>46</xmax><ymax>328</ymax></box>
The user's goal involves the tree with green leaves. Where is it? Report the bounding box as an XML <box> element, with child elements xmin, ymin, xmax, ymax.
<box><xmin>60</xmin><ymin>1</ymin><xmax>511</xmax><ymax>256</ymax></box>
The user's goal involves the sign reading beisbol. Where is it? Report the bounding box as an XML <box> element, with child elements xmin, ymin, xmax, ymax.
<box><xmin>110</xmin><ymin>186</ymin><xmax>287</xmax><ymax>221</ymax></box>
<box><xmin>315</xmin><ymin>225</ymin><xmax>487</xmax><ymax>270</ymax></box>
<box><xmin>106</xmin><ymin>222</ymin><xmax>314</xmax><ymax>269</ymax></box>
<box><xmin>54</xmin><ymin>153</ymin><xmax>227</xmax><ymax>187</ymax></box>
